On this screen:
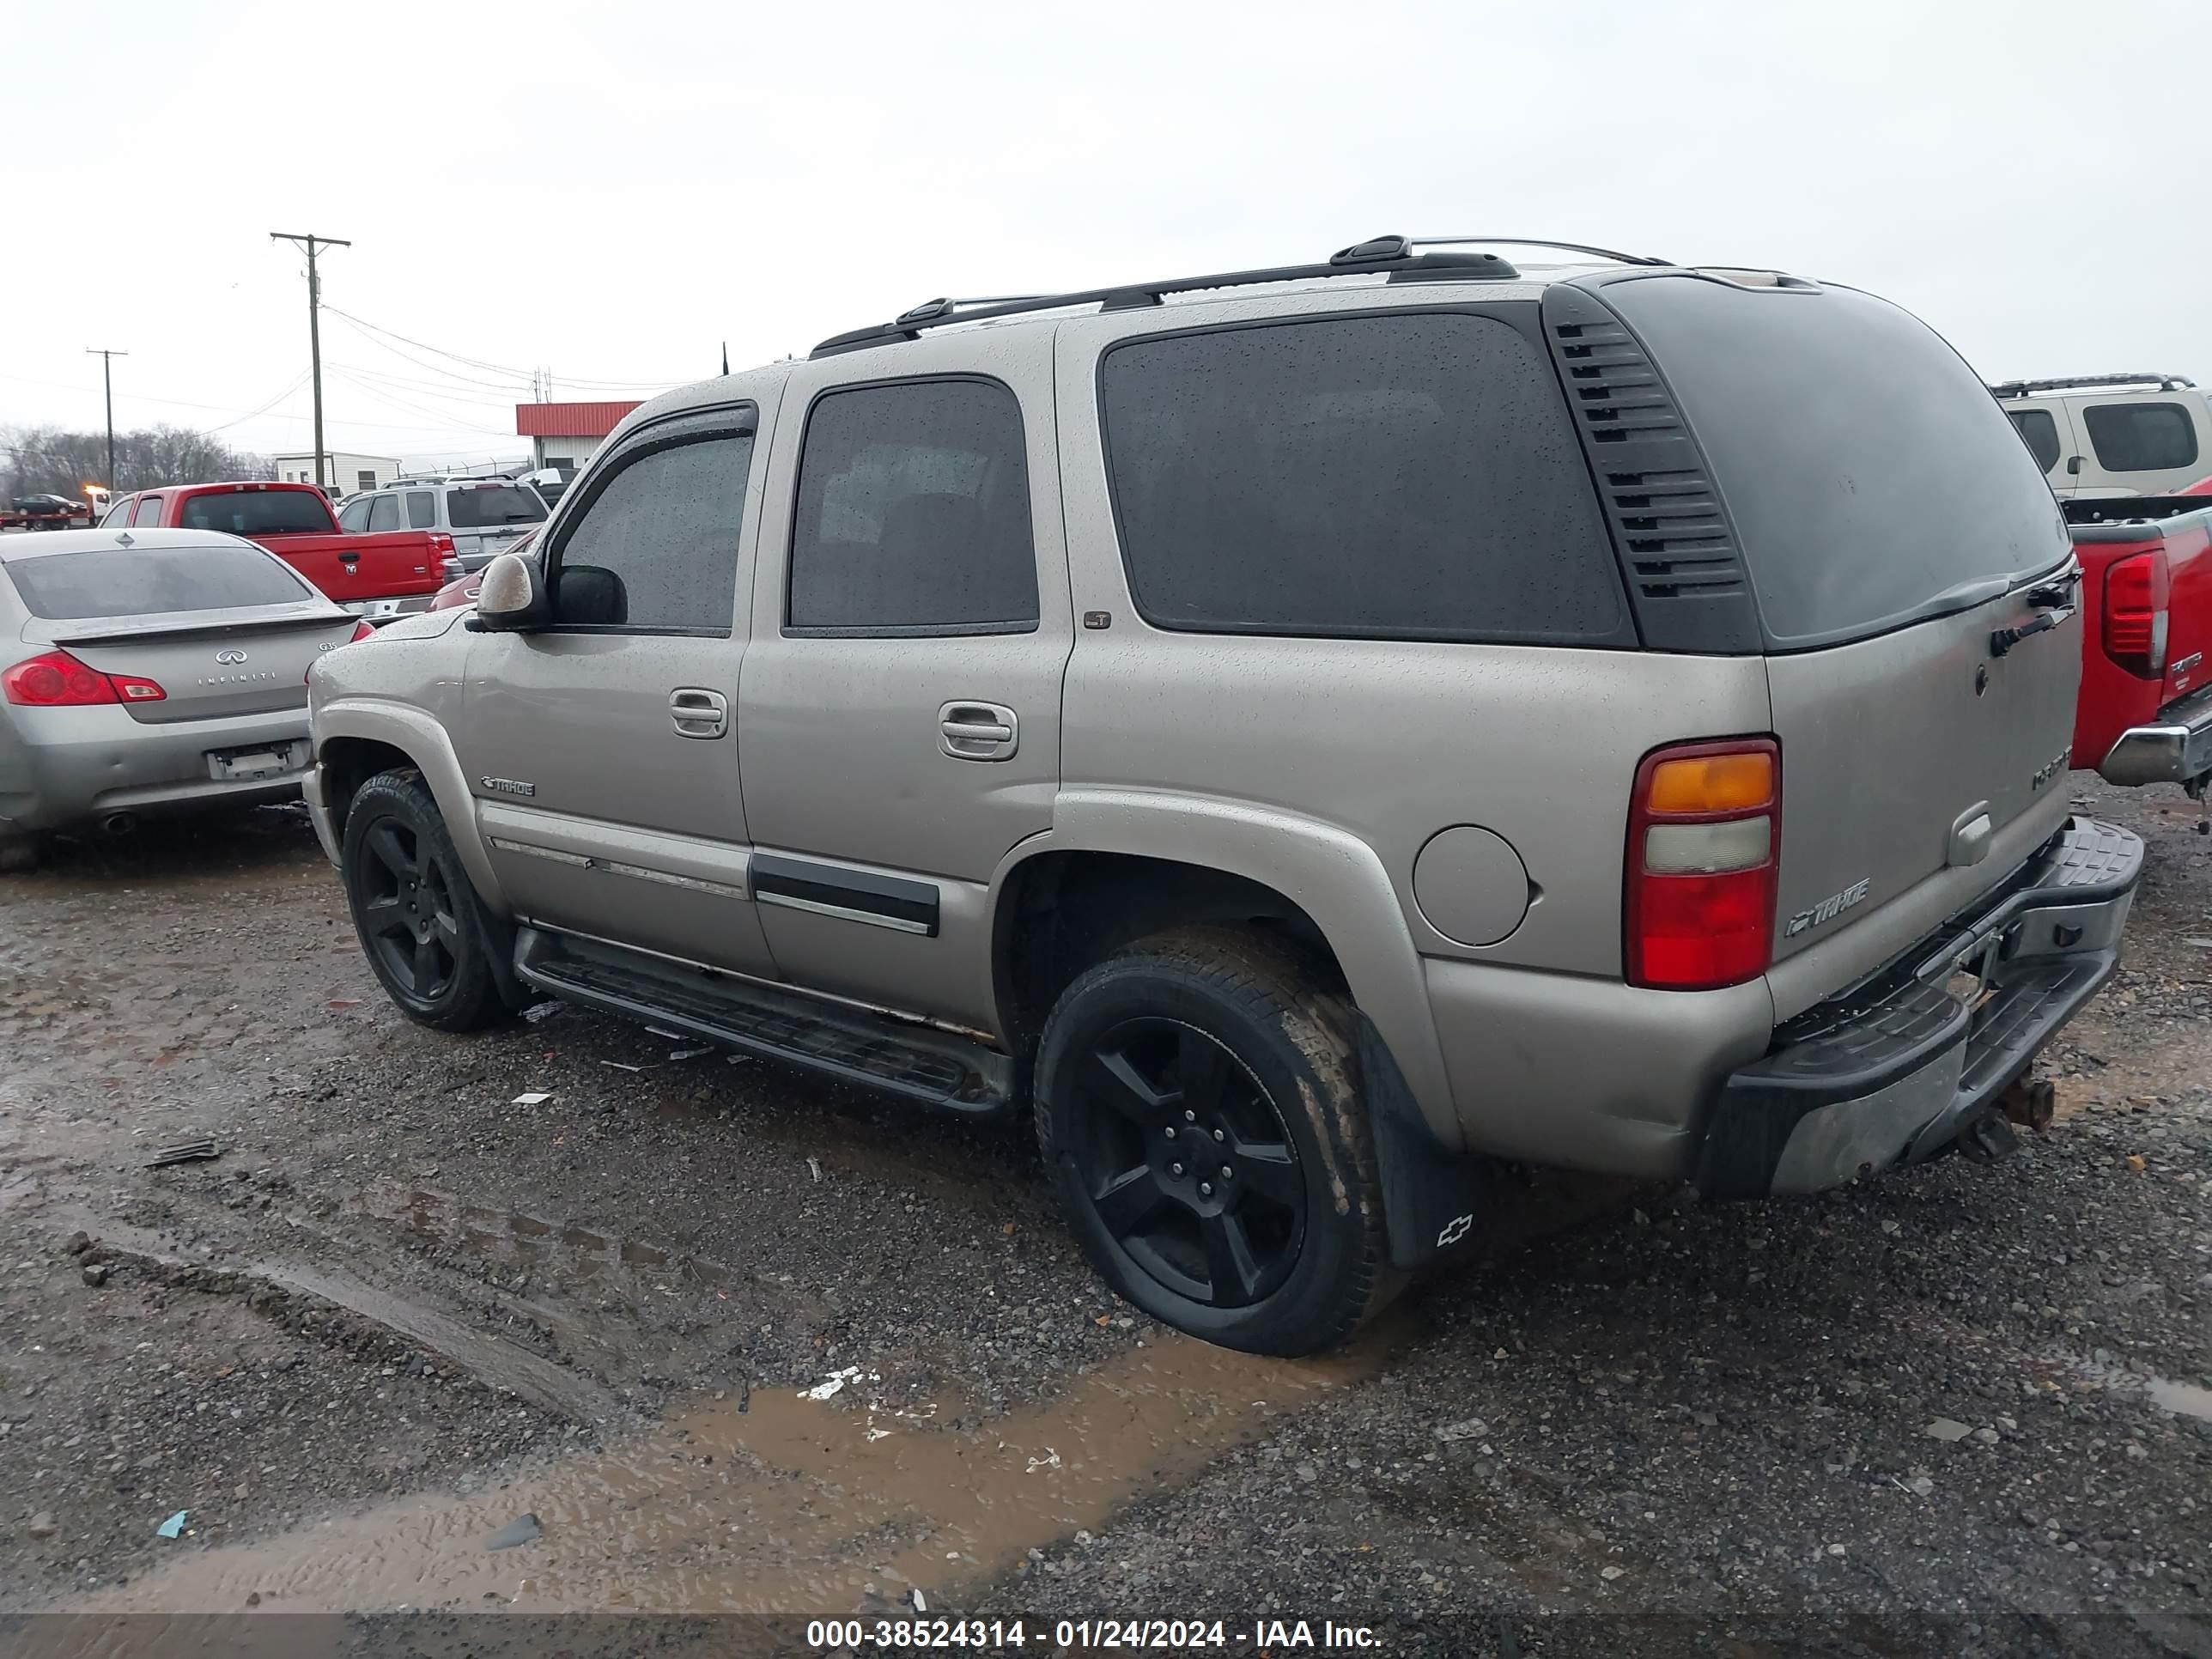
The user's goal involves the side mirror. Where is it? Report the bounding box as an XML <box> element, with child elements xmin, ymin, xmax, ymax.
<box><xmin>470</xmin><ymin>552</ymin><xmax>550</xmax><ymax>631</ymax></box>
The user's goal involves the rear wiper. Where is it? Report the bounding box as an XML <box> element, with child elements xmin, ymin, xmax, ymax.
<box><xmin>1905</xmin><ymin>574</ymin><xmax>2011</xmax><ymax>626</ymax></box>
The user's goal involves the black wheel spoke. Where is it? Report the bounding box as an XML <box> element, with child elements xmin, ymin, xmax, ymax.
<box><xmin>361</xmin><ymin>894</ymin><xmax>409</xmax><ymax>940</ymax></box>
<box><xmin>1093</xmin><ymin>1166</ymin><xmax>1170</xmax><ymax>1239</ymax></box>
<box><xmin>367</xmin><ymin>823</ymin><xmax>415</xmax><ymax>883</ymax></box>
<box><xmin>434</xmin><ymin>914</ymin><xmax>463</xmax><ymax>953</ymax></box>
<box><xmin>1096</xmin><ymin>1048</ymin><xmax>1179</xmax><ymax>1123</ymax></box>
<box><xmin>1200</xmin><ymin>1210</ymin><xmax>1261</xmax><ymax>1304</ymax></box>
<box><xmin>1176</xmin><ymin>1030</ymin><xmax>1235</xmax><ymax>1115</ymax></box>
<box><xmin>411</xmin><ymin>936</ymin><xmax>442</xmax><ymax>994</ymax></box>
<box><xmin>1232</xmin><ymin>1139</ymin><xmax>1302</xmax><ymax>1209</ymax></box>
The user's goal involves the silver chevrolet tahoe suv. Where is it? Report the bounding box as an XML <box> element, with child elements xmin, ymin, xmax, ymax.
<box><xmin>306</xmin><ymin>234</ymin><xmax>2145</xmax><ymax>1355</ymax></box>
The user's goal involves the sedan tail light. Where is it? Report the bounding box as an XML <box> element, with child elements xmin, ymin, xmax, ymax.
<box><xmin>2102</xmin><ymin>551</ymin><xmax>2170</xmax><ymax>680</ymax></box>
<box><xmin>3</xmin><ymin>649</ymin><xmax>165</xmax><ymax>708</ymax></box>
<box><xmin>1625</xmin><ymin>738</ymin><xmax>1781</xmax><ymax>991</ymax></box>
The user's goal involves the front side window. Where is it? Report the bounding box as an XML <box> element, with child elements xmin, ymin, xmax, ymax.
<box><xmin>2007</xmin><ymin>407</ymin><xmax>2063</xmax><ymax>474</ymax></box>
<box><xmin>546</xmin><ymin>421</ymin><xmax>755</xmax><ymax>632</ymax></box>
<box><xmin>2081</xmin><ymin>401</ymin><xmax>2200</xmax><ymax>474</ymax></box>
<box><xmin>337</xmin><ymin>498</ymin><xmax>372</xmax><ymax>532</ymax></box>
<box><xmin>787</xmin><ymin>379</ymin><xmax>1037</xmax><ymax>633</ymax></box>
<box><xmin>367</xmin><ymin>495</ymin><xmax>401</xmax><ymax>532</ymax></box>
<box><xmin>1098</xmin><ymin>312</ymin><xmax>1622</xmax><ymax>643</ymax></box>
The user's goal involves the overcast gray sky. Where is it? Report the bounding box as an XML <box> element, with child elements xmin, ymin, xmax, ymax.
<box><xmin>3</xmin><ymin>0</ymin><xmax>2205</xmax><ymax>468</ymax></box>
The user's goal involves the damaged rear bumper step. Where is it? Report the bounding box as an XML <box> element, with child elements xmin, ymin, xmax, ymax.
<box><xmin>1697</xmin><ymin>817</ymin><xmax>2143</xmax><ymax>1200</ymax></box>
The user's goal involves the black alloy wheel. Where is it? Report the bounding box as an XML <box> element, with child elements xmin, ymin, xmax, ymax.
<box><xmin>340</xmin><ymin>768</ymin><xmax>508</xmax><ymax>1032</ymax></box>
<box><xmin>356</xmin><ymin>817</ymin><xmax>464</xmax><ymax>1004</ymax></box>
<box><xmin>1070</xmin><ymin>1016</ymin><xmax>1304</xmax><ymax>1309</ymax></box>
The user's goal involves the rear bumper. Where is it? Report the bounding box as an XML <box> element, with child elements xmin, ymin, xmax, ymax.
<box><xmin>1696</xmin><ymin>817</ymin><xmax>2142</xmax><ymax>1199</ymax></box>
<box><xmin>1</xmin><ymin>706</ymin><xmax>313</xmax><ymax>832</ymax></box>
<box><xmin>2099</xmin><ymin>683</ymin><xmax>2212</xmax><ymax>786</ymax></box>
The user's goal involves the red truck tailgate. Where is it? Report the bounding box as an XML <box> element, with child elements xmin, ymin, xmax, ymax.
<box><xmin>257</xmin><ymin>530</ymin><xmax>445</xmax><ymax>607</ymax></box>
<box><xmin>2066</xmin><ymin>497</ymin><xmax>2212</xmax><ymax>773</ymax></box>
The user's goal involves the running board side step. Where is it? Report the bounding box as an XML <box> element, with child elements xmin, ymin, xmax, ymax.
<box><xmin>513</xmin><ymin>927</ymin><xmax>1015</xmax><ymax>1115</ymax></box>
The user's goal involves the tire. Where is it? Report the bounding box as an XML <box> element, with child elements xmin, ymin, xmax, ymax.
<box><xmin>1034</xmin><ymin>926</ymin><xmax>1398</xmax><ymax>1355</ymax></box>
<box><xmin>341</xmin><ymin>768</ymin><xmax>507</xmax><ymax>1032</ymax></box>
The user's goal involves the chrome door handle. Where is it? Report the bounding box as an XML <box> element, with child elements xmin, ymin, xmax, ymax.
<box><xmin>671</xmin><ymin>687</ymin><xmax>728</xmax><ymax>739</ymax></box>
<box><xmin>939</xmin><ymin>701</ymin><xmax>1018</xmax><ymax>761</ymax></box>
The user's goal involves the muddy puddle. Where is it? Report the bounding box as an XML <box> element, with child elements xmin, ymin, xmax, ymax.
<box><xmin>2063</xmin><ymin>1350</ymin><xmax>2212</xmax><ymax>1422</ymax></box>
<box><xmin>67</xmin><ymin>1330</ymin><xmax>1386</xmax><ymax>1620</ymax></box>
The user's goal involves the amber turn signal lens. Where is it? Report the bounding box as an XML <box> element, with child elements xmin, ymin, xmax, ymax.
<box><xmin>1646</xmin><ymin>751</ymin><xmax>1774</xmax><ymax>815</ymax></box>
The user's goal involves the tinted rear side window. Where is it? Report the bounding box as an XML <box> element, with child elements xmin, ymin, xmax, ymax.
<box><xmin>1099</xmin><ymin>313</ymin><xmax>1624</xmax><ymax>643</ymax></box>
<box><xmin>6</xmin><ymin>545</ymin><xmax>311</xmax><ymax>618</ymax></box>
<box><xmin>177</xmin><ymin>489</ymin><xmax>331</xmax><ymax>536</ymax></box>
<box><xmin>787</xmin><ymin>379</ymin><xmax>1037</xmax><ymax>632</ymax></box>
<box><xmin>2008</xmin><ymin>407</ymin><xmax>2063</xmax><ymax>473</ymax></box>
<box><xmin>447</xmin><ymin>484</ymin><xmax>546</xmax><ymax>528</ymax></box>
<box><xmin>1599</xmin><ymin>277</ymin><xmax>2070</xmax><ymax>647</ymax></box>
<box><xmin>406</xmin><ymin>491</ymin><xmax>436</xmax><ymax>529</ymax></box>
<box><xmin>2081</xmin><ymin>401</ymin><xmax>2200</xmax><ymax>474</ymax></box>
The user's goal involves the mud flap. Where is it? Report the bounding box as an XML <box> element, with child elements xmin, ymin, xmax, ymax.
<box><xmin>1358</xmin><ymin>1015</ymin><xmax>1486</xmax><ymax>1268</ymax></box>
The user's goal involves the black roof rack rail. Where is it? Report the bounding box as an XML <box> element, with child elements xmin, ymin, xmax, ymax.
<box><xmin>1988</xmin><ymin>372</ymin><xmax>2197</xmax><ymax>398</ymax></box>
<box><xmin>811</xmin><ymin>233</ymin><xmax>1670</xmax><ymax>358</ymax></box>
<box><xmin>1399</xmin><ymin>234</ymin><xmax>1672</xmax><ymax>267</ymax></box>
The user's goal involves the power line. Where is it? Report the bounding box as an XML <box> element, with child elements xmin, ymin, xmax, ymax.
<box><xmin>324</xmin><ymin>368</ymin><xmax>515</xmax><ymax>437</ymax></box>
<box><xmin>322</xmin><ymin>311</ymin><xmax>535</xmax><ymax>395</ymax></box>
<box><xmin>321</xmin><ymin>303</ymin><xmax>690</xmax><ymax>392</ymax></box>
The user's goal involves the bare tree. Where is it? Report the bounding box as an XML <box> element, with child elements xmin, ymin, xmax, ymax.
<box><xmin>2</xmin><ymin>425</ymin><xmax>271</xmax><ymax>499</ymax></box>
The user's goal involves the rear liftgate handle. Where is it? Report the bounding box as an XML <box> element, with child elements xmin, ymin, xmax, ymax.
<box><xmin>939</xmin><ymin>701</ymin><xmax>1019</xmax><ymax>761</ymax></box>
<box><xmin>670</xmin><ymin>687</ymin><xmax>728</xmax><ymax>739</ymax></box>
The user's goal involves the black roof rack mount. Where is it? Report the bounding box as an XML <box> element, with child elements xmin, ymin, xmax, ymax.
<box><xmin>811</xmin><ymin>233</ymin><xmax>1668</xmax><ymax>359</ymax></box>
<box><xmin>1988</xmin><ymin>372</ymin><xmax>2197</xmax><ymax>399</ymax></box>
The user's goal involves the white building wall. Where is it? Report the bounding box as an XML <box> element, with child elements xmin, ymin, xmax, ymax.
<box><xmin>271</xmin><ymin>453</ymin><xmax>402</xmax><ymax>494</ymax></box>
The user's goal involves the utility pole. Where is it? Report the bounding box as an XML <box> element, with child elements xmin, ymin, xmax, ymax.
<box><xmin>84</xmin><ymin>348</ymin><xmax>127</xmax><ymax>489</ymax></box>
<box><xmin>269</xmin><ymin>231</ymin><xmax>350</xmax><ymax>491</ymax></box>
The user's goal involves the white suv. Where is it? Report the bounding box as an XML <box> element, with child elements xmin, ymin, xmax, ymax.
<box><xmin>1994</xmin><ymin>373</ymin><xmax>2212</xmax><ymax>498</ymax></box>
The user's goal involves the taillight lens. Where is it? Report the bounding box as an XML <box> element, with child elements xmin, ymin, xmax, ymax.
<box><xmin>429</xmin><ymin>532</ymin><xmax>456</xmax><ymax>558</ymax></box>
<box><xmin>2</xmin><ymin>649</ymin><xmax>161</xmax><ymax>708</ymax></box>
<box><xmin>2102</xmin><ymin>552</ymin><xmax>2170</xmax><ymax>679</ymax></box>
<box><xmin>1626</xmin><ymin>738</ymin><xmax>1780</xmax><ymax>991</ymax></box>
<box><xmin>350</xmin><ymin>621</ymin><xmax>376</xmax><ymax>642</ymax></box>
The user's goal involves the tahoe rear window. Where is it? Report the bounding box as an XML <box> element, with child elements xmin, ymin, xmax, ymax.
<box><xmin>447</xmin><ymin>484</ymin><xmax>547</xmax><ymax>528</ymax></box>
<box><xmin>1599</xmin><ymin>276</ymin><xmax>2071</xmax><ymax>647</ymax></box>
<box><xmin>5</xmin><ymin>545</ymin><xmax>313</xmax><ymax>619</ymax></box>
<box><xmin>1098</xmin><ymin>313</ymin><xmax>1626</xmax><ymax>644</ymax></box>
<box><xmin>2007</xmin><ymin>407</ymin><xmax>2063</xmax><ymax>474</ymax></box>
<box><xmin>176</xmin><ymin>489</ymin><xmax>333</xmax><ymax>537</ymax></box>
<box><xmin>2081</xmin><ymin>401</ymin><xmax>2200</xmax><ymax>474</ymax></box>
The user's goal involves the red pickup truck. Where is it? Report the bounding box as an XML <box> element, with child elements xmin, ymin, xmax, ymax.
<box><xmin>2064</xmin><ymin>494</ymin><xmax>2212</xmax><ymax>811</ymax></box>
<box><xmin>99</xmin><ymin>481</ymin><xmax>458</xmax><ymax>623</ymax></box>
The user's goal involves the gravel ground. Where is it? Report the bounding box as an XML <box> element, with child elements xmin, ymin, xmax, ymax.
<box><xmin>1</xmin><ymin>780</ymin><xmax>2207</xmax><ymax>1656</ymax></box>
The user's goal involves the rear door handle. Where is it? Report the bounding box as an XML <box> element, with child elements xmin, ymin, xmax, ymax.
<box><xmin>939</xmin><ymin>701</ymin><xmax>1018</xmax><ymax>761</ymax></box>
<box><xmin>671</xmin><ymin>687</ymin><xmax>729</xmax><ymax>739</ymax></box>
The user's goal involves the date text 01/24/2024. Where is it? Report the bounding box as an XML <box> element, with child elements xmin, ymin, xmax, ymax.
<box><xmin>804</xmin><ymin>1619</ymin><xmax>1384</xmax><ymax>1650</ymax></box>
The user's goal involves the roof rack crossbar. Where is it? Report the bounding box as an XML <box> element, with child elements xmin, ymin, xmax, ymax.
<box><xmin>810</xmin><ymin>234</ymin><xmax>1561</xmax><ymax>358</ymax></box>
<box><xmin>1988</xmin><ymin>372</ymin><xmax>2197</xmax><ymax>398</ymax></box>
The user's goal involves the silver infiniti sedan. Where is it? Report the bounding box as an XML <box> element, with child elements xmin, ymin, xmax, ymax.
<box><xmin>1</xmin><ymin>527</ymin><xmax>368</xmax><ymax>872</ymax></box>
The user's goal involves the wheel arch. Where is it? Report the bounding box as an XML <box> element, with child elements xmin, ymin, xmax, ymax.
<box><xmin>988</xmin><ymin>792</ymin><xmax>1461</xmax><ymax>1153</ymax></box>
<box><xmin>314</xmin><ymin>701</ymin><xmax>507</xmax><ymax>910</ymax></box>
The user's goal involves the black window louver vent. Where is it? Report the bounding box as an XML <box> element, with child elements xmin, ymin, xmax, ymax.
<box><xmin>1539</xmin><ymin>284</ymin><xmax>1762</xmax><ymax>653</ymax></box>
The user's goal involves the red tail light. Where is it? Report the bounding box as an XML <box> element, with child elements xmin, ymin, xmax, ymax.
<box><xmin>1625</xmin><ymin>738</ymin><xmax>1781</xmax><ymax>991</ymax></box>
<box><xmin>2102</xmin><ymin>551</ymin><xmax>2170</xmax><ymax>679</ymax></box>
<box><xmin>429</xmin><ymin>532</ymin><xmax>456</xmax><ymax>558</ymax></box>
<box><xmin>3</xmin><ymin>649</ymin><xmax>165</xmax><ymax>708</ymax></box>
<box><xmin>350</xmin><ymin>621</ymin><xmax>376</xmax><ymax>642</ymax></box>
